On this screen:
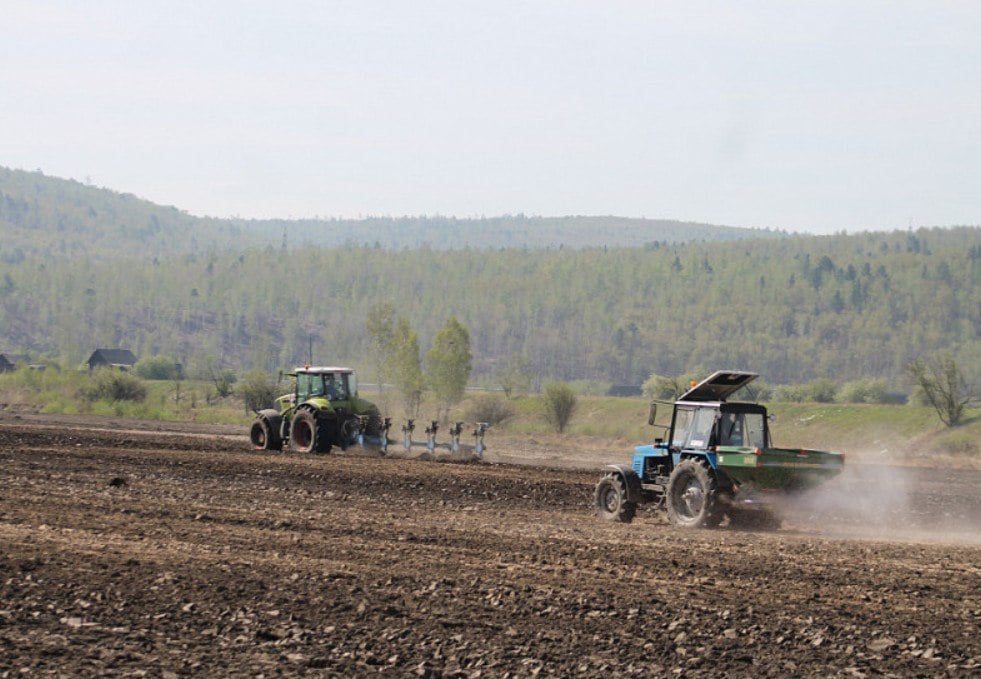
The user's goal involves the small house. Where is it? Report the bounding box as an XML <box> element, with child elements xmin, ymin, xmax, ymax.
<box><xmin>87</xmin><ymin>349</ymin><xmax>137</xmax><ymax>372</ymax></box>
<box><xmin>0</xmin><ymin>353</ymin><xmax>30</xmax><ymax>373</ymax></box>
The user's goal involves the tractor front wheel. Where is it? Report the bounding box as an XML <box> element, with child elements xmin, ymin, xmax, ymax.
<box><xmin>290</xmin><ymin>409</ymin><xmax>332</xmax><ymax>454</ymax></box>
<box><xmin>594</xmin><ymin>474</ymin><xmax>637</xmax><ymax>523</ymax></box>
<box><xmin>666</xmin><ymin>459</ymin><xmax>724</xmax><ymax>528</ymax></box>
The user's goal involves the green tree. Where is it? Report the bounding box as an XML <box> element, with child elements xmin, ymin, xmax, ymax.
<box><xmin>909</xmin><ymin>354</ymin><xmax>972</xmax><ymax>427</ymax></box>
<box><xmin>365</xmin><ymin>301</ymin><xmax>396</xmax><ymax>391</ymax></box>
<box><xmin>390</xmin><ymin>317</ymin><xmax>424</xmax><ymax>417</ymax></box>
<box><xmin>542</xmin><ymin>382</ymin><xmax>577</xmax><ymax>433</ymax></box>
<box><xmin>426</xmin><ymin>316</ymin><xmax>472</xmax><ymax>422</ymax></box>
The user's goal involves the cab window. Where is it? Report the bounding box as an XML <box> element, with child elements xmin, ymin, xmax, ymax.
<box><xmin>671</xmin><ymin>407</ymin><xmax>694</xmax><ymax>448</ymax></box>
<box><xmin>718</xmin><ymin>411</ymin><xmax>767</xmax><ymax>448</ymax></box>
<box><xmin>687</xmin><ymin>408</ymin><xmax>716</xmax><ymax>449</ymax></box>
<box><xmin>324</xmin><ymin>373</ymin><xmax>348</xmax><ymax>401</ymax></box>
<box><xmin>296</xmin><ymin>374</ymin><xmax>315</xmax><ymax>401</ymax></box>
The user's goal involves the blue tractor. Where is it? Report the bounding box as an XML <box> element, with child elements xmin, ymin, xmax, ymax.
<box><xmin>595</xmin><ymin>370</ymin><xmax>844</xmax><ymax>528</ymax></box>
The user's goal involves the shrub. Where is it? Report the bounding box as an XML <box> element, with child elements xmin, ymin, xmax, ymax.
<box><xmin>463</xmin><ymin>394</ymin><xmax>516</xmax><ymax>425</ymax></box>
<box><xmin>642</xmin><ymin>373</ymin><xmax>688</xmax><ymax>400</ymax></box>
<box><xmin>838</xmin><ymin>378</ymin><xmax>890</xmax><ymax>404</ymax></box>
<box><xmin>774</xmin><ymin>379</ymin><xmax>838</xmax><ymax>403</ymax></box>
<box><xmin>80</xmin><ymin>369</ymin><xmax>147</xmax><ymax>402</ymax></box>
<box><xmin>210</xmin><ymin>369</ymin><xmax>237</xmax><ymax>398</ymax></box>
<box><xmin>239</xmin><ymin>370</ymin><xmax>279</xmax><ymax>413</ymax></box>
<box><xmin>542</xmin><ymin>382</ymin><xmax>577</xmax><ymax>433</ymax></box>
<box><xmin>134</xmin><ymin>355</ymin><xmax>181</xmax><ymax>380</ymax></box>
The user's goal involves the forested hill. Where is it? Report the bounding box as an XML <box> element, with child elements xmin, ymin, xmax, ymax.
<box><xmin>0</xmin><ymin>167</ymin><xmax>261</xmax><ymax>262</ymax></box>
<box><xmin>233</xmin><ymin>214</ymin><xmax>784</xmax><ymax>250</ymax></box>
<box><xmin>0</xmin><ymin>167</ymin><xmax>780</xmax><ymax>261</ymax></box>
<box><xmin>1</xmin><ymin>221</ymin><xmax>977</xmax><ymax>388</ymax></box>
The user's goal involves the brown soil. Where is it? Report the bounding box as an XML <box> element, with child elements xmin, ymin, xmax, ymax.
<box><xmin>0</xmin><ymin>413</ymin><xmax>978</xmax><ymax>677</ymax></box>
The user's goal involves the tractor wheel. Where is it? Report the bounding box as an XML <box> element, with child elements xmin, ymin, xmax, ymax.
<box><xmin>290</xmin><ymin>409</ymin><xmax>332</xmax><ymax>454</ymax></box>
<box><xmin>249</xmin><ymin>418</ymin><xmax>282</xmax><ymax>451</ymax></box>
<box><xmin>594</xmin><ymin>474</ymin><xmax>637</xmax><ymax>523</ymax></box>
<box><xmin>666</xmin><ymin>459</ymin><xmax>724</xmax><ymax>528</ymax></box>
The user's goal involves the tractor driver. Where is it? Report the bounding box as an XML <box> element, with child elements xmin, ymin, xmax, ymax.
<box><xmin>324</xmin><ymin>374</ymin><xmax>347</xmax><ymax>400</ymax></box>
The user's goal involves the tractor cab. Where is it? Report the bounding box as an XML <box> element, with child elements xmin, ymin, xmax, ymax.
<box><xmin>670</xmin><ymin>402</ymin><xmax>770</xmax><ymax>451</ymax></box>
<box><xmin>295</xmin><ymin>367</ymin><xmax>357</xmax><ymax>403</ymax></box>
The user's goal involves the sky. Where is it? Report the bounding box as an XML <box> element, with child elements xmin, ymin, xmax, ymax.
<box><xmin>2</xmin><ymin>1</ymin><xmax>979</xmax><ymax>233</ymax></box>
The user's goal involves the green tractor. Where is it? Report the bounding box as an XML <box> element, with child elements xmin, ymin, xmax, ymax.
<box><xmin>249</xmin><ymin>366</ymin><xmax>384</xmax><ymax>454</ymax></box>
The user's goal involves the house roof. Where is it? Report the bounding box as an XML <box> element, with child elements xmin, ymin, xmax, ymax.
<box><xmin>89</xmin><ymin>349</ymin><xmax>137</xmax><ymax>365</ymax></box>
<box><xmin>0</xmin><ymin>353</ymin><xmax>30</xmax><ymax>365</ymax></box>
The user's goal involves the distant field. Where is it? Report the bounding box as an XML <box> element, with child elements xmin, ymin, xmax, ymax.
<box><xmin>0</xmin><ymin>373</ymin><xmax>976</xmax><ymax>469</ymax></box>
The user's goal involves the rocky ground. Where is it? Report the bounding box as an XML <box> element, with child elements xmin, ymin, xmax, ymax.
<box><xmin>0</xmin><ymin>414</ymin><xmax>978</xmax><ymax>677</ymax></box>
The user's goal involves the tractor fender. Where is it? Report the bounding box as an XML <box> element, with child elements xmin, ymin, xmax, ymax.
<box><xmin>255</xmin><ymin>409</ymin><xmax>282</xmax><ymax>429</ymax></box>
<box><xmin>603</xmin><ymin>464</ymin><xmax>644</xmax><ymax>503</ymax></box>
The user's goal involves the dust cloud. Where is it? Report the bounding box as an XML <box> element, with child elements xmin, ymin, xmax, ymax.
<box><xmin>778</xmin><ymin>463</ymin><xmax>981</xmax><ymax>546</ymax></box>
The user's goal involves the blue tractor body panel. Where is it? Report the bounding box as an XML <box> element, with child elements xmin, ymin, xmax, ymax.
<box><xmin>632</xmin><ymin>443</ymin><xmax>719</xmax><ymax>477</ymax></box>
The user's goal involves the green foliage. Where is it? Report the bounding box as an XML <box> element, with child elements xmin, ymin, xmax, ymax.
<box><xmin>390</xmin><ymin>318</ymin><xmax>424</xmax><ymax>417</ymax></box>
<box><xmin>838</xmin><ymin>378</ymin><xmax>891</xmax><ymax>404</ymax></box>
<box><xmin>208</xmin><ymin>368</ymin><xmax>237</xmax><ymax>399</ymax></box>
<box><xmin>239</xmin><ymin>370</ymin><xmax>279</xmax><ymax>413</ymax></box>
<box><xmin>365</xmin><ymin>301</ymin><xmax>396</xmax><ymax>388</ymax></box>
<box><xmin>773</xmin><ymin>379</ymin><xmax>839</xmax><ymax>403</ymax></box>
<box><xmin>541</xmin><ymin>382</ymin><xmax>577</xmax><ymax>433</ymax></box>
<box><xmin>733</xmin><ymin>380</ymin><xmax>772</xmax><ymax>402</ymax></box>
<box><xmin>426</xmin><ymin>316</ymin><xmax>472</xmax><ymax>422</ymax></box>
<box><xmin>642</xmin><ymin>373</ymin><xmax>689</xmax><ymax>400</ymax></box>
<box><xmin>642</xmin><ymin>369</ymin><xmax>709</xmax><ymax>400</ymax></box>
<box><xmin>0</xmin><ymin>166</ymin><xmax>978</xmax><ymax>393</ymax></box>
<box><xmin>909</xmin><ymin>354</ymin><xmax>972</xmax><ymax>427</ymax></box>
<box><xmin>133</xmin><ymin>355</ymin><xmax>180</xmax><ymax>380</ymax></box>
<box><xmin>496</xmin><ymin>352</ymin><xmax>533</xmax><ymax>399</ymax></box>
<box><xmin>80</xmin><ymin>369</ymin><xmax>147</xmax><ymax>402</ymax></box>
<box><xmin>463</xmin><ymin>393</ymin><xmax>516</xmax><ymax>426</ymax></box>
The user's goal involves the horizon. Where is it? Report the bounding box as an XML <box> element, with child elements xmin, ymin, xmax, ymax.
<box><xmin>6</xmin><ymin>164</ymin><xmax>978</xmax><ymax>238</ymax></box>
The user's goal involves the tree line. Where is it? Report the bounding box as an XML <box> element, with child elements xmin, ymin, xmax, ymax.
<box><xmin>0</xmin><ymin>218</ymin><xmax>976</xmax><ymax>392</ymax></box>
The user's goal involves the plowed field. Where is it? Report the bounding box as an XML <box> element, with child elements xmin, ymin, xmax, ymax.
<box><xmin>1</xmin><ymin>415</ymin><xmax>978</xmax><ymax>677</ymax></box>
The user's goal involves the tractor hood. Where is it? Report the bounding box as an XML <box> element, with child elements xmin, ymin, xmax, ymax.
<box><xmin>678</xmin><ymin>370</ymin><xmax>758</xmax><ymax>402</ymax></box>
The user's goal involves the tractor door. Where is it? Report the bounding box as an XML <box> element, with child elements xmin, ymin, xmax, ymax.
<box><xmin>670</xmin><ymin>405</ymin><xmax>717</xmax><ymax>451</ymax></box>
<box><xmin>296</xmin><ymin>373</ymin><xmax>314</xmax><ymax>402</ymax></box>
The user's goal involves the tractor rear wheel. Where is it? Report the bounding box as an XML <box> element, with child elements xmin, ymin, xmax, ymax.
<box><xmin>666</xmin><ymin>459</ymin><xmax>724</xmax><ymax>528</ymax></box>
<box><xmin>290</xmin><ymin>409</ymin><xmax>332</xmax><ymax>454</ymax></box>
<box><xmin>250</xmin><ymin>418</ymin><xmax>282</xmax><ymax>451</ymax></box>
<box><xmin>595</xmin><ymin>474</ymin><xmax>637</xmax><ymax>523</ymax></box>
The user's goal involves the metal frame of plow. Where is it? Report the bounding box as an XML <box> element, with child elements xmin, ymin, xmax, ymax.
<box><xmin>392</xmin><ymin>419</ymin><xmax>489</xmax><ymax>458</ymax></box>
